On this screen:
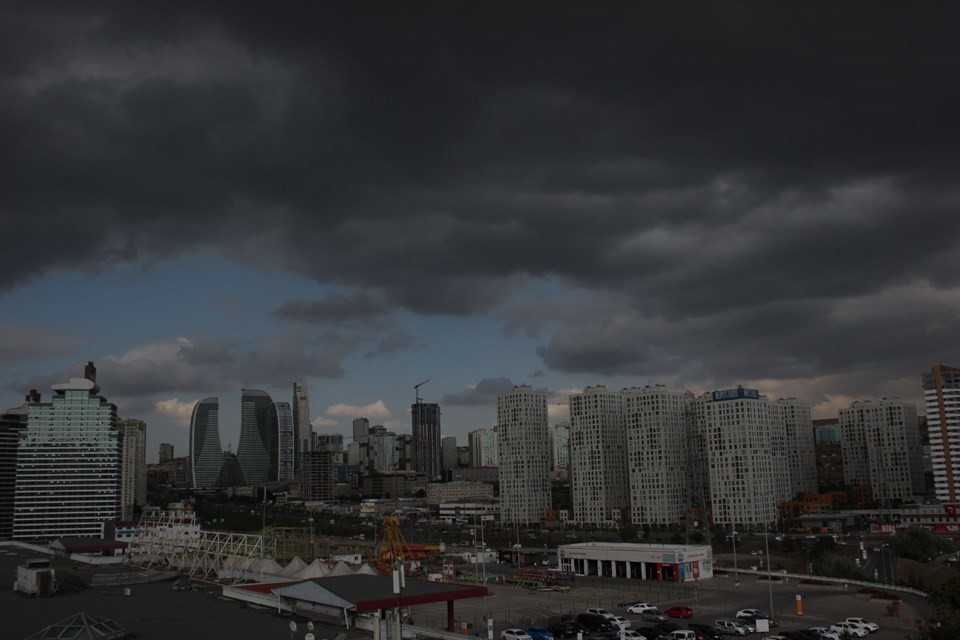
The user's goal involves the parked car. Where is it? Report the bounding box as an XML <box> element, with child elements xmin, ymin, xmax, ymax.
<box><xmin>807</xmin><ymin>627</ymin><xmax>840</xmax><ymax>640</ymax></box>
<box><xmin>688</xmin><ymin>623</ymin><xmax>723</xmax><ymax>640</ymax></box>
<box><xmin>627</xmin><ymin>603</ymin><xmax>659</xmax><ymax>615</ymax></box>
<box><xmin>714</xmin><ymin>619</ymin><xmax>749</xmax><ymax>637</ymax></box>
<box><xmin>641</xmin><ymin>612</ymin><xmax>669</xmax><ymax>623</ymax></box>
<box><xmin>842</xmin><ymin>618</ymin><xmax>878</xmax><ymax>633</ymax></box>
<box><xmin>577</xmin><ymin>614</ymin><xmax>616</xmax><ymax>632</ymax></box>
<box><xmin>664</xmin><ymin>607</ymin><xmax>694</xmax><ymax>619</ymax></box>
<box><xmin>634</xmin><ymin>629</ymin><xmax>669</xmax><ymax>640</ymax></box>
<box><xmin>526</xmin><ymin>626</ymin><xmax>555</xmax><ymax>640</ymax></box>
<box><xmin>736</xmin><ymin>610</ymin><xmax>777</xmax><ymax>628</ymax></box>
<box><xmin>829</xmin><ymin>622</ymin><xmax>869</xmax><ymax>638</ymax></box>
<box><xmin>547</xmin><ymin>623</ymin><xmax>582</xmax><ymax>639</ymax></box>
<box><xmin>666</xmin><ymin>631</ymin><xmax>696</xmax><ymax>640</ymax></box>
<box><xmin>501</xmin><ymin>630</ymin><xmax>533</xmax><ymax>640</ymax></box>
<box><xmin>609</xmin><ymin>616</ymin><xmax>632</xmax><ymax>629</ymax></box>
<box><xmin>588</xmin><ymin>608</ymin><xmax>616</xmax><ymax>619</ymax></box>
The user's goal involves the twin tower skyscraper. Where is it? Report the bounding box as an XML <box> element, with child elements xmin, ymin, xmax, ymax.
<box><xmin>189</xmin><ymin>384</ymin><xmax>311</xmax><ymax>489</ymax></box>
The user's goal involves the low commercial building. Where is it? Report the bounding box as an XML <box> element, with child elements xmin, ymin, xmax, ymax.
<box><xmin>558</xmin><ymin>542</ymin><xmax>713</xmax><ymax>582</ymax></box>
<box><xmin>426</xmin><ymin>480</ymin><xmax>494</xmax><ymax>505</ymax></box>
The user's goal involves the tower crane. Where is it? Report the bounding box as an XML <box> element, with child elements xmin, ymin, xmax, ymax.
<box><xmin>414</xmin><ymin>379</ymin><xmax>430</xmax><ymax>403</ymax></box>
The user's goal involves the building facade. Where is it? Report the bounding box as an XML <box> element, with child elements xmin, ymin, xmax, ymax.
<box><xmin>293</xmin><ymin>382</ymin><xmax>311</xmax><ymax>474</ymax></box>
<box><xmin>237</xmin><ymin>389</ymin><xmax>276</xmax><ymax>484</ymax></box>
<box><xmin>412</xmin><ymin>402</ymin><xmax>442</xmax><ymax>480</ymax></box>
<box><xmin>773</xmin><ymin>397</ymin><xmax>817</xmax><ymax>499</ymax></box>
<box><xmin>0</xmin><ymin>393</ymin><xmax>34</xmax><ymax>539</ymax></box>
<box><xmin>623</xmin><ymin>385</ymin><xmax>689</xmax><ymax>526</ymax></box>
<box><xmin>14</xmin><ymin>366</ymin><xmax>122</xmax><ymax>540</ymax></box>
<box><xmin>696</xmin><ymin>387</ymin><xmax>777</xmax><ymax>528</ymax></box>
<box><xmin>497</xmin><ymin>386</ymin><xmax>551</xmax><ymax>525</ymax></box>
<box><xmin>569</xmin><ymin>386</ymin><xmax>628</xmax><ymax>526</ymax></box>
<box><xmin>315</xmin><ymin>433</ymin><xmax>344</xmax><ymax>452</ymax></box>
<box><xmin>189</xmin><ymin>397</ymin><xmax>223</xmax><ymax>489</ymax></box>
<box><xmin>426</xmin><ymin>480</ymin><xmax>496</xmax><ymax>505</ymax></box>
<box><xmin>468</xmin><ymin>427</ymin><xmax>498</xmax><ymax>468</ymax></box>
<box><xmin>558</xmin><ymin>542</ymin><xmax>713</xmax><ymax>582</ymax></box>
<box><xmin>840</xmin><ymin>398</ymin><xmax>924</xmax><ymax>506</ymax></box>
<box><xmin>924</xmin><ymin>364</ymin><xmax>960</xmax><ymax>503</ymax></box>
<box><xmin>550</xmin><ymin>422</ymin><xmax>570</xmax><ymax>473</ymax></box>
<box><xmin>441</xmin><ymin>436</ymin><xmax>458</xmax><ymax>473</ymax></box>
<box><xmin>119</xmin><ymin>418</ymin><xmax>147</xmax><ymax>520</ymax></box>
<box><xmin>275</xmin><ymin>401</ymin><xmax>295</xmax><ymax>483</ymax></box>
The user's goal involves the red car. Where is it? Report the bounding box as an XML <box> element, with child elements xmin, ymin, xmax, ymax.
<box><xmin>663</xmin><ymin>606</ymin><xmax>694</xmax><ymax>619</ymax></box>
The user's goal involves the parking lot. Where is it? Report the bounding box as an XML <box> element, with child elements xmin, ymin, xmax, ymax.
<box><xmin>405</xmin><ymin>572</ymin><xmax>930</xmax><ymax>640</ymax></box>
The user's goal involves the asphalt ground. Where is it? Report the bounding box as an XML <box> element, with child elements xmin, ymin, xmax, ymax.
<box><xmin>407</xmin><ymin>572</ymin><xmax>930</xmax><ymax>640</ymax></box>
<box><xmin>0</xmin><ymin>547</ymin><xmax>931</xmax><ymax>640</ymax></box>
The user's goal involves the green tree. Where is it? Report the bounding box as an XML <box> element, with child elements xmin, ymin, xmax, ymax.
<box><xmin>889</xmin><ymin>527</ymin><xmax>953</xmax><ymax>562</ymax></box>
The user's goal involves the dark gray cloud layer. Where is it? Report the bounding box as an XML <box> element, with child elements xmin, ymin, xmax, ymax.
<box><xmin>3</xmin><ymin>3</ymin><xmax>960</xmax><ymax>399</ymax></box>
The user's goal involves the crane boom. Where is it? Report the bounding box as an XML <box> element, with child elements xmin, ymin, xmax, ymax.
<box><xmin>414</xmin><ymin>379</ymin><xmax>430</xmax><ymax>403</ymax></box>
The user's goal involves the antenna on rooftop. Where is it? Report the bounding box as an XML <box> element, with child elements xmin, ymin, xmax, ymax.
<box><xmin>414</xmin><ymin>379</ymin><xmax>430</xmax><ymax>404</ymax></box>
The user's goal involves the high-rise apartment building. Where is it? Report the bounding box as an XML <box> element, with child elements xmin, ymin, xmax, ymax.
<box><xmin>772</xmin><ymin>398</ymin><xmax>817</xmax><ymax>499</ymax></box>
<box><xmin>0</xmin><ymin>391</ymin><xmax>35</xmax><ymax>539</ymax></box>
<box><xmin>441</xmin><ymin>436</ymin><xmax>458</xmax><ymax>473</ymax></box>
<box><xmin>293</xmin><ymin>382</ymin><xmax>311</xmax><ymax>471</ymax></box>
<box><xmin>412</xmin><ymin>401</ymin><xmax>442</xmax><ymax>480</ymax></box>
<box><xmin>923</xmin><ymin>364</ymin><xmax>960</xmax><ymax>503</ymax></box>
<box><xmin>315</xmin><ymin>433</ymin><xmax>344</xmax><ymax>452</ymax></box>
<box><xmin>119</xmin><ymin>419</ymin><xmax>147</xmax><ymax>520</ymax></box>
<box><xmin>189</xmin><ymin>397</ymin><xmax>223</xmax><ymax>489</ymax></box>
<box><xmin>301</xmin><ymin>450</ymin><xmax>334</xmax><ymax>503</ymax></box>
<box><xmin>550</xmin><ymin>422</ymin><xmax>570</xmax><ymax>472</ymax></box>
<box><xmin>237</xmin><ymin>389</ymin><xmax>276</xmax><ymax>484</ymax></box>
<box><xmin>497</xmin><ymin>386</ymin><xmax>551</xmax><ymax>525</ymax></box>
<box><xmin>695</xmin><ymin>387</ymin><xmax>777</xmax><ymax>527</ymax></box>
<box><xmin>275</xmin><ymin>401</ymin><xmax>295</xmax><ymax>482</ymax></box>
<box><xmin>468</xmin><ymin>427</ymin><xmax>498</xmax><ymax>467</ymax></box>
<box><xmin>840</xmin><ymin>398</ymin><xmax>924</xmax><ymax>505</ymax></box>
<box><xmin>159</xmin><ymin>442</ymin><xmax>175</xmax><ymax>463</ymax></box>
<box><xmin>368</xmin><ymin>425</ymin><xmax>399</xmax><ymax>473</ymax></box>
<box><xmin>623</xmin><ymin>385</ymin><xmax>689</xmax><ymax>525</ymax></box>
<box><xmin>569</xmin><ymin>386</ymin><xmax>628</xmax><ymax>526</ymax></box>
<box><xmin>14</xmin><ymin>364</ymin><xmax>122</xmax><ymax>540</ymax></box>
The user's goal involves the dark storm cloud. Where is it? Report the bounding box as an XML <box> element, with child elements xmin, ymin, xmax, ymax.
<box><xmin>3</xmin><ymin>2</ymin><xmax>960</xmax><ymax>387</ymax></box>
<box><xmin>273</xmin><ymin>291</ymin><xmax>393</xmax><ymax>326</ymax></box>
<box><xmin>443</xmin><ymin>377</ymin><xmax>520</xmax><ymax>406</ymax></box>
<box><xmin>0</xmin><ymin>324</ymin><xmax>84</xmax><ymax>361</ymax></box>
<box><xmin>364</xmin><ymin>330</ymin><xmax>417</xmax><ymax>359</ymax></box>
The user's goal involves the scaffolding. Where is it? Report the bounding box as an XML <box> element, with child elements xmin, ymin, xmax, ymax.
<box><xmin>125</xmin><ymin>506</ymin><xmax>272</xmax><ymax>583</ymax></box>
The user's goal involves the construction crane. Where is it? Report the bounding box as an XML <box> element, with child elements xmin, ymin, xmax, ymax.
<box><xmin>414</xmin><ymin>379</ymin><xmax>430</xmax><ymax>403</ymax></box>
<box><xmin>375</xmin><ymin>516</ymin><xmax>445</xmax><ymax>575</ymax></box>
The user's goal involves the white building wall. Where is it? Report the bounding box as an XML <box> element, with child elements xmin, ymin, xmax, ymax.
<box><xmin>840</xmin><ymin>398</ymin><xmax>923</xmax><ymax>504</ymax></box>
<box><xmin>468</xmin><ymin>427</ymin><xmax>498</xmax><ymax>468</ymax></box>
<box><xmin>774</xmin><ymin>398</ymin><xmax>817</xmax><ymax>498</ymax></box>
<box><xmin>569</xmin><ymin>386</ymin><xmax>628</xmax><ymax>526</ymax></box>
<box><xmin>497</xmin><ymin>386</ymin><xmax>551</xmax><ymax>525</ymax></box>
<box><xmin>923</xmin><ymin>365</ymin><xmax>960</xmax><ymax>503</ymax></box>
<box><xmin>623</xmin><ymin>386</ymin><xmax>688</xmax><ymax>525</ymax></box>
<box><xmin>697</xmin><ymin>388</ymin><xmax>776</xmax><ymax>528</ymax></box>
<box><xmin>550</xmin><ymin>422</ymin><xmax>570</xmax><ymax>472</ymax></box>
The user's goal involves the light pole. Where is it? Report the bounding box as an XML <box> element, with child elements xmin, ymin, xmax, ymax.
<box><xmin>731</xmin><ymin>530</ymin><xmax>740</xmax><ymax>586</ymax></box>
<box><xmin>308</xmin><ymin>516</ymin><xmax>314</xmax><ymax>559</ymax></box>
<box><xmin>764</xmin><ymin>520</ymin><xmax>774</xmax><ymax>621</ymax></box>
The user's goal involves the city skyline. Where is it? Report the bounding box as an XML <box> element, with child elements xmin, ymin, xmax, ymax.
<box><xmin>3</xmin><ymin>4</ymin><xmax>960</xmax><ymax>460</ymax></box>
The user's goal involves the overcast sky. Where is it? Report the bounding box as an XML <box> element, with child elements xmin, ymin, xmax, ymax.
<box><xmin>2</xmin><ymin>3</ymin><xmax>959</xmax><ymax>461</ymax></box>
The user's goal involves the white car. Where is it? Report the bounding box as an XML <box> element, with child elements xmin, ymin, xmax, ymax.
<box><xmin>609</xmin><ymin>616</ymin><xmax>631</xmax><ymax>629</ymax></box>
<box><xmin>501</xmin><ymin>630</ymin><xmax>533</xmax><ymax>640</ymax></box>
<box><xmin>626</xmin><ymin>603</ymin><xmax>658</xmax><ymax>614</ymax></box>
<box><xmin>843</xmin><ymin>618</ymin><xmax>879</xmax><ymax>633</ymax></box>
<box><xmin>808</xmin><ymin>628</ymin><xmax>841</xmax><ymax>640</ymax></box>
<box><xmin>736</xmin><ymin>609</ymin><xmax>765</xmax><ymax>619</ymax></box>
<box><xmin>620</xmin><ymin>631</ymin><xmax>644</xmax><ymax>639</ymax></box>
<box><xmin>831</xmin><ymin>622</ymin><xmax>869</xmax><ymax>638</ymax></box>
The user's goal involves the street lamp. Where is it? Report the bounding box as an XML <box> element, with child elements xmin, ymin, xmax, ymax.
<box><xmin>731</xmin><ymin>530</ymin><xmax>740</xmax><ymax>586</ymax></box>
<box><xmin>308</xmin><ymin>516</ymin><xmax>314</xmax><ymax>559</ymax></box>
